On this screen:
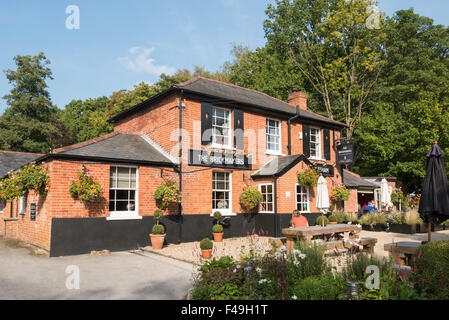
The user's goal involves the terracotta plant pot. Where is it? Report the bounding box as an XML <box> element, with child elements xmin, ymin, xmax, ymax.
<box><xmin>328</xmin><ymin>222</ymin><xmax>337</xmax><ymax>225</ymax></box>
<box><xmin>150</xmin><ymin>234</ymin><xmax>166</xmax><ymax>250</ymax></box>
<box><xmin>213</xmin><ymin>232</ymin><xmax>224</xmax><ymax>242</ymax></box>
<box><xmin>201</xmin><ymin>249</ymin><xmax>212</xmax><ymax>259</ymax></box>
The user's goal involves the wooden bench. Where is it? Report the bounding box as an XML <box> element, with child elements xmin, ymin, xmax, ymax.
<box><xmin>384</xmin><ymin>241</ymin><xmax>421</xmax><ymax>266</ymax></box>
<box><xmin>323</xmin><ymin>237</ymin><xmax>377</xmax><ymax>253</ymax></box>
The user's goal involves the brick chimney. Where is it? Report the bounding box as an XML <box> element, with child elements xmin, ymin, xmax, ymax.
<box><xmin>288</xmin><ymin>89</ymin><xmax>307</xmax><ymax>111</ymax></box>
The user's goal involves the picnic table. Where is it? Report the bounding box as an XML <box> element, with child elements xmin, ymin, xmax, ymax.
<box><xmin>384</xmin><ymin>241</ymin><xmax>421</xmax><ymax>266</ymax></box>
<box><xmin>282</xmin><ymin>224</ymin><xmax>362</xmax><ymax>252</ymax></box>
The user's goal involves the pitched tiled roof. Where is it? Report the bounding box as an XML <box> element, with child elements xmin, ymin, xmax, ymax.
<box><xmin>343</xmin><ymin>170</ymin><xmax>378</xmax><ymax>189</ymax></box>
<box><xmin>0</xmin><ymin>151</ymin><xmax>43</xmax><ymax>177</ymax></box>
<box><xmin>175</xmin><ymin>77</ymin><xmax>345</xmax><ymax>127</ymax></box>
<box><xmin>56</xmin><ymin>133</ymin><xmax>174</xmax><ymax>165</ymax></box>
<box><xmin>252</xmin><ymin>154</ymin><xmax>311</xmax><ymax>178</ymax></box>
<box><xmin>109</xmin><ymin>77</ymin><xmax>346</xmax><ymax>128</ymax></box>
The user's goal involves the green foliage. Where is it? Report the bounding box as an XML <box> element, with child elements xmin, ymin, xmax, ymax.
<box><xmin>212</xmin><ymin>224</ymin><xmax>223</xmax><ymax>233</ymax></box>
<box><xmin>328</xmin><ymin>215</ymin><xmax>337</xmax><ymax>222</ymax></box>
<box><xmin>154</xmin><ymin>180</ymin><xmax>180</xmax><ymax>210</ymax></box>
<box><xmin>200</xmin><ymin>256</ymin><xmax>235</xmax><ymax>273</ymax></box>
<box><xmin>291</xmin><ymin>274</ymin><xmax>344</xmax><ymax>300</ymax></box>
<box><xmin>358</xmin><ymin>212</ymin><xmax>387</xmax><ymax>226</ymax></box>
<box><xmin>151</xmin><ymin>224</ymin><xmax>165</xmax><ymax>235</ymax></box>
<box><xmin>213</xmin><ymin>211</ymin><xmax>222</xmax><ymax>220</ymax></box>
<box><xmin>413</xmin><ymin>241</ymin><xmax>449</xmax><ymax>299</ymax></box>
<box><xmin>239</xmin><ymin>188</ymin><xmax>263</xmax><ymax>212</ymax></box>
<box><xmin>331</xmin><ymin>186</ymin><xmax>350</xmax><ymax>202</ymax></box>
<box><xmin>0</xmin><ymin>52</ymin><xmax>65</xmax><ymax>153</ymax></box>
<box><xmin>388</xmin><ymin>211</ymin><xmax>423</xmax><ymax>225</ymax></box>
<box><xmin>297</xmin><ymin>169</ymin><xmax>319</xmax><ymax>187</ymax></box>
<box><xmin>69</xmin><ymin>169</ymin><xmax>101</xmax><ymax>204</ymax></box>
<box><xmin>390</xmin><ymin>189</ymin><xmax>405</xmax><ymax>204</ymax></box>
<box><xmin>0</xmin><ymin>163</ymin><xmax>49</xmax><ymax>201</ymax></box>
<box><xmin>153</xmin><ymin>209</ymin><xmax>164</xmax><ymax>222</ymax></box>
<box><xmin>316</xmin><ymin>215</ymin><xmax>329</xmax><ymax>226</ymax></box>
<box><xmin>264</xmin><ymin>0</ymin><xmax>387</xmax><ymax>136</ymax></box>
<box><xmin>200</xmin><ymin>238</ymin><xmax>213</xmax><ymax>250</ymax></box>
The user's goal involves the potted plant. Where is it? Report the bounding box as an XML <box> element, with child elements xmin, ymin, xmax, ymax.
<box><xmin>328</xmin><ymin>215</ymin><xmax>338</xmax><ymax>224</ymax></box>
<box><xmin>150</xmin><ymin>209</ymin><xmax>165</xmax><ymax>249</ymax></box>
<box><xmin>387</xmin><ymin>211</ymin><xmax>420</xmax><ymax>234</ymax></box>
<box><xmin>316</xmin><ymin>216</ymin><xmax>329</xmax><ymax>227</ymax></box>
<box><xmin>200</xmin><ymin>238</ymin><xmax>213</xmax><ymax>259</ymax></box>
<box><xmin>212</xmin><ymin>211</ymin><xmax>224</xmax><ymax>242</ymax></box>
<box><xmin>154</xmin><ymin>180</ymin><xmax>181</xmax><ymax>210</ymax></box>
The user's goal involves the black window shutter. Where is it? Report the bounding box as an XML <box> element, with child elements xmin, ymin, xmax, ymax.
<box><xmin>234</xmin><ymin>108</ymin><xmax>244</xmax><ymax>149</ymax></box>
<box><xmin>201</xmin><ymin>102</ymin><xmax>213</xmax><ymax>145</ymax></box>
<box><xmin>323</xmin><ymin>128</ymin><xmax>331</xmax><ymax>160</ymax></box>
<box><xmin>303</xmin><ymin>124</ymin><xmax>310</xmax><ymax>157</ymax></box>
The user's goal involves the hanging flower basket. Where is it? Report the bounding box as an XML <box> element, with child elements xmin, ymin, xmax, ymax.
<box><xmin>69</xmin><ymin>168</ymin><xmax>102</xmax><ymax>204</ymax></box>
<box><xmin>331</xmin><ymin>186</ymin><xmax>350</xmax><ymax>202</ymax></box>
<box><xmin>154</xmin><ymin>180</ymin><xmax>181</xmax><ymax>210</ymax></box>
<box><xmin>239</xmin><ymin>188</ymin><xmax>263</xmax><ymax>212</ymax></box>
<box><xmin>297</xmin><ymin>168</ymin><xmax>319</xmax><ymax>187</ymax></box>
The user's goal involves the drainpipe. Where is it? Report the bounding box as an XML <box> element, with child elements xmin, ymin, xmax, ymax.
<box><xmin>273</xmin><ymin>175</ymin><xmax>278</xmax><ymax>237</ymax></box>
<box><xmin>178</xmin><ymin>90</ymin><xmax>184</xmax><ymax>244</ymax></box>
<box><xmin>287</xmin><ymin>106</ymin><xmax>301</xmax><ymax>155</ymax></box>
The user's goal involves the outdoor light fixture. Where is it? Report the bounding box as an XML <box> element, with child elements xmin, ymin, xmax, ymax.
<box><xmin>346</xmin><ymin>281</ymin><xmax>360</xmax><ymax>299</ymax></box>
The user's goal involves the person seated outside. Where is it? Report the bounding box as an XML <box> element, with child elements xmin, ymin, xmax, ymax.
<box><xmin>364</xmin><ymin>201</ymin><xmax>378</xmax><ymax>213</ymax></box>
<box><xmin>291</xmin><ymin>209</ymin><xmax>309</xmax><ymax>228</ymax></box>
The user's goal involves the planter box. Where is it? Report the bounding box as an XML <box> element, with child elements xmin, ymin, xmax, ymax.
<box><xmin>362</xmin><ymin>224</ymin><xmax>387</xmax><ymax>232</ymax></box>
<box><xmin>416</xmin><ymin>223</ymin><xmax>444</xmax><ymax>233</ymax></box>
<box><xmin>388</xmin><ymin>224</ymin><xmax>416</xmax><ymax>234</ymax></box>
<box><xmin>433</xmin><ymin>224</ymin><xmax>444</xmax><ymax>231</ymax></box>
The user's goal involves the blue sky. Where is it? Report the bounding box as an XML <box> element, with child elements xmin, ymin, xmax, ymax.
<box><xmin>0</xmin><ymin>0</ymin><xmax>447</xmax><ymax>113</ymax></box>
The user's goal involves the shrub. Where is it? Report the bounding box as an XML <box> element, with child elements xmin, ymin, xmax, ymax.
<box><xmin>358</xmin><ymin>212</ymin><xmax>387</xmax><ymax>226</ymax></box>
<box><xmin>213</xmin><ymin>211</ymin><xmax>222</xmax><ymax>220</ymax></box>
<box><xmin>387</xmin><ymin>212</ymin><xmax>406</xmax><ymax>225</ymax></box>
<box><xmin>153</xmin><ymin>209</ymin><xmax>164</xmax><ymax>222</ymax></box>
<box><xmin>316</xmin><ymin>216</ymin><xmax>329</xmax><ymax>226</ymax></box>
<box><xmin>69</xmin><ymin>169</ymin><xmax>101</xmax><ymax>204</ymax></box>
<box><xmin>200</xmin><ymin>238</ymin><xmax>213</xmax><ymax>250</ymax></box>
<box><xmin>331</xmin><ymin>186</ymin><xmax>350</xmax><ymax>202</ymax></box>
<box><xmin>239</xmin><ymin>188</ymin><xmax>263</xmax><ymax>212</ymax></box>
<box><xmin>212</xmin><ymin>224</ymin><xmax>223</xmax><ymax>233</ymax></box>
<box><xmin>404</xmin><ymin>210</ymin><xmax>423</xmax><ymax>225</ymax></box>
<box><xmin>345</xmin><ymin>212</ymin><xmax>358</xmax><ymax>223</ymax></box>
<box><xmin>330</xmin><ymin>212</ymin><xmax>346</xmax><ymax>223</ymax></box>
<box><xmin>152</xmin><ymin>224</ymin><xmax>165</xmax><ymax>235</ymax></box>
<box><xmin>297</xmin><ymin>168</ymin><xmax>319</xmax><ymax>187</ymax></box>
<box><xmin>293</xmin><ymin>241</ymin><xmax>328</xmax><ymax>279</ymax></box>
<box><xmin>391</xmin><ymin>189</ymin><xmax>405</xmax><ymax>204</ymax></box>
<box><xmin>200</xmin><ymin>256</ymin><xmax>234</xmax><ymax>273</ymax></box>
<box><xmin>154</xmin><ymin>180</ymin><xmax>180</xmax><ymax>210</ymax></box>
<box><xmin>328</xmin><ymin>215</ymin><xmax>337</xmax><ymax>222</ymax></box>
<box><xmin>291</xmin><ymin>273</ymin><xmax>344</xmax><ymax>300</ymax></box>
<box><xmin>413</xmin><ymin>240</ymin><xmax>449</xmax><ymax>299</ymax></box>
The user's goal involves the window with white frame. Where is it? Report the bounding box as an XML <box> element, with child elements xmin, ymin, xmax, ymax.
<box><xmin>19</xmin><ymin>195</ymin><xmax>26</xmax><ymax>215</ymax></box>
<box><xmin>212</xmin><ymin>172</ymin><xmax>231</xmax><ymax>214</ymax></box>
<box><xmin>310</xmin><ymin>127</ymin><xmax>321</xmax><ymax>159</ymax></box>
<box><xmin>259</xmin><ymin>183</ymin><xmax>274</xmax><ymax>213</ymax></box>
<box><xmin>266</xmin><ymin>119</ymin><xmax>281</xmax><ymax>153</ymax></box>
<box><xmin>109</xmin><ymin>166</ymin><xmax>138</xmax><ymax>218</ymax></box>
<box><xmin>212</xmin><ymin>107</ymin><xmax>231</xmax><ymax>148</ymax></box>
<box><xmin>296</xmin><ymin>184</ymin><xmax>310</xmax><ymax>212</ymax></box>
<box><xmin>0</xmin><ymin>200</ymin><xmax>4</xmax><ymax>213</ymax></box>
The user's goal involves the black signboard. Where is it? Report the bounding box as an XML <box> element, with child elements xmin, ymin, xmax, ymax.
<box><xmin>314</xmin><ymin>164</ymin><xmax>334</xmax><ymax>177</ymax></box>
<box><xmin>188</xmin><ymin>149</ymin><xmax>252</xmax><ymax>170</ymax></box>
<box><xmin>30</xmin><ymin>203</ymin><xmax>36</xmax><ymax>221</ymax></box>
<box><xmin>337</xmin><ymin>144</ymin><xmax>354</xmax><ymax>165</ymax></box>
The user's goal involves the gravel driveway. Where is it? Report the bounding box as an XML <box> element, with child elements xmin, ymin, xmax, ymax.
<box><xmin>0</xmin><ymin>240</ymin><xmax>195</xmax><ymax>300</ymax></box>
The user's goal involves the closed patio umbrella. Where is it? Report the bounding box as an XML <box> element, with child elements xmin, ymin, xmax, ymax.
<box><xmin>418</xmin><ymin>142</ymin><xmax>449</xmax><ymax>242</ymax></box>
<box><xmin>380</xmin><ymin>178</ymin><xmax>391</xmax><ymax>212</ymax></box>
<box><xmin>316</xmin><ymin>175</ymin><xmax>329</xmax><ymax>227</ymax></box>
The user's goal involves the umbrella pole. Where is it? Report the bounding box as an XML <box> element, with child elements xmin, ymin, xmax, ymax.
<box><xmin>428</xmin><ymin>223</ymin><xmax>432</xmax><ymax>242</ymax></box>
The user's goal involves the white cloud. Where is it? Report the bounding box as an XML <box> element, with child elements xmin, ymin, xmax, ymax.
<box><xmin>119</xmin><ymin>47</ymin><xmax>176</xmax><ymax>76</ymax></box>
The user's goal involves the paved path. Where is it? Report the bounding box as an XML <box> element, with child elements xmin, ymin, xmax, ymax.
<box><xmin>0</xmin><ymin>241</ymin><xmax>195</xmax><ymax>300</ymax></box>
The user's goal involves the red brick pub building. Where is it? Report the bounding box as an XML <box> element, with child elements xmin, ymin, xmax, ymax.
<box><xmin>0</xmin><ymin>77</ymin><xmax>364</xmax><ymax>256</ymax></box>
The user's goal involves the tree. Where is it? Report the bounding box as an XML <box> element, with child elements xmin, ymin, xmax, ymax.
<box><xmin>264</xmin><ymin>0</ymin><xmax>387</xmax><ymax>137</ymax></box>
<box><xmin>0</xmin><ymin>52</ymin><xmax>60</xmax><ymax>153</ymax></box>
<box><xmin>353</xmin><ymin>9</ymin><xmax>449</xmax><ymax>192</ymax></box>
